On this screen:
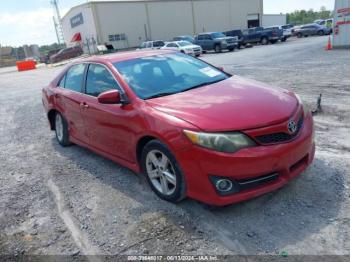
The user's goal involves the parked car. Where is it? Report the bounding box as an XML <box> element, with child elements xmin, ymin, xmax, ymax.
<box><xmin>162</xmin><ymin>41</ymin><xmax>202</xmax><ymax>56</ymax></box>
<box><xmin>42</xmin><ymin>49</ymin><xmax>61</xmax><ymax>64</ymax></box>
<box><xmin>42</xmin><ymin>50</ymin><xmax>315</xmax><ymax>206</ymax></box>
<box><xmin>223</xmin><ymin>30</ymin><xmax>247</xmax><ymax>48</ymax></box>
<box><xmin>194</xmin><ymin>32</ymin><xmax>238</xmax><ymax>53</ymax></box>
<box><xmin>265</xmin><ymin>26</ymin><xmax>290</xmax><ymax>42</ymax></box>
<box><xmin>315</xmin><ymin>19</ymin><xmax>333</xmax><ymax>33</ymax></box>
<box><xmin>173</xmin><ymin>35</ymin><xmax>195</xmax><ymax>44</ymax></box>
<box><xmin>139</xmin><ymin>41</ymin><xmax>165</xmax><ymax>50</ymax></box>
<box><xmin>242</xmin><ymin>27</ymin><xmax>280</xmax><ymax>45</ymax></box>
<box><xmin>293</xmin><ymin>23</ymin><xmax>331</xmax><ymax>38</ymax></box>
<box><xmin>50</xmin><ymin>46</ymin><xmax>83</xmax><ymax>64</ymax></box>
<box><xmin>263</xmin><ymin>26</ymin><xmax>284</xmax><ymax>43</ymax></box>
<box><xmin>282</xmin><ymin>24</ymin><xmax>296</xmax><ymax>34</ymax></box>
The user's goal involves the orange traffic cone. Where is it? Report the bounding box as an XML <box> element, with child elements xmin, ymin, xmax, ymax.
<box><xmin>325</xmin><ymin>35</ymin><xmax>332</xmax><ymax>50</ymax></box>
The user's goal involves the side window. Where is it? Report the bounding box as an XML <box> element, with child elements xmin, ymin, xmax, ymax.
<box><xmin>146</xmin><ymin>42</ymin><xmax>152</xmax><ymax>48</ymax></box>
<box><xmin>85</xmin><ymin>64</ymin><xmax>120</xmax><ymax>97</ymax></box>
<box><xmin>167</xmin><ymin>43</ymin><xmax>177</xmax><ymax>48</ymax></box>
<box><xmin>64</xmin><ymin>64</ymin><xmax>85</xmax><ymax>92</ymax></box>
<box><xmin>57</xmin><ymin>74</ymin><xmax>66</xmax><ymax>88</ymax></box>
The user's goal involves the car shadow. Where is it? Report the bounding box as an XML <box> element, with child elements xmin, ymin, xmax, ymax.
<box><xmin>51</xmin><ymin>139</ymin><xmax>345</xmax><ymax>254</ymax></box>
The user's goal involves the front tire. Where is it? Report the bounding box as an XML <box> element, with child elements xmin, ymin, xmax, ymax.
<box><xmin>214</xmin><ymin>44</ymin><xmax>222</xmax><ymax>53</ymax></box>
<box><xmin>141</xmin><ymin>140</ymin><xmax>186</xmax><ymax>203</ymax></box>
<box><xmin>54</xmin><ymin>112</ymin><xmax>70</xmax><ymax>147</ymax></box>
<box><xmin>261</xmin><ymin>37</ymin><xmax>268</xmax><ymax>45</ymax></box>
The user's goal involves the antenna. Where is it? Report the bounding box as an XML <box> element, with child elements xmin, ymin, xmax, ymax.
<box><xmin>51</xmin><ymin>0</ymin><xmax>65</xmax><ymax>44</ymax></box>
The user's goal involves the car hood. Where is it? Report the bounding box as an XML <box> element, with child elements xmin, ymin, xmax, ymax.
<box><xmin>183</xmin><ymin>44</ymin><xmax>201</xmax><ymax>49</ymax></box>
<box><xmin>146</xmin><ymin>76</ymin><xmax>298</xmax><ymax>132</ymax></box>
<box><xmin>217</xmin><ymin>37</ymin><xmax>235</xmax><ymax>41</ymax></box>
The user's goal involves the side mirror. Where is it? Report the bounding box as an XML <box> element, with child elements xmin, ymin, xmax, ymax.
<box><xmin>98</xmin><ymin>90</ymin><xmax>121</xmax><ymax>104</ymax></box>
<box><xmin>217</xmin><ymin>66</ymin><xmax>224</xmax><ymax>71</ymax></box>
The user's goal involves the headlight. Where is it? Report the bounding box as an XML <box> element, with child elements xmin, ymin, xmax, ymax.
<box><xmin>295</xmin><ymin>94</ymin><xmax>310</xmax><ymax>116</ymax></box>
<box><xmin>183</xmin><ymin>130</ymin><xmax>256</xmax><ymax>153</ymax></box>
<box><xmin>221</xmin><ymin>40</ymin><xmax>227</xmax><ymax>44</ymax></box>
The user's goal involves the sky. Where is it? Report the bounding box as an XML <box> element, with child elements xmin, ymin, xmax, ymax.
<box><xmin>0</xmin><ymin>0</ymin><xmax>335</xmax><ymax>47</ymax></box>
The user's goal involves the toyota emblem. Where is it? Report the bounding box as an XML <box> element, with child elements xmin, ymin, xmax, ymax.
<box><xmin>287</xmin><ymin>120</ymin><xmax>297</xmax><ymax>134</ymax></box>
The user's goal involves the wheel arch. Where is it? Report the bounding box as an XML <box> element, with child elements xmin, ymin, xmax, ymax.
<box><xmin>136</xmin><ymin>135</ymin><xmax>158</xmax><ymax>166</ymax></box>
<box><xmin>48</xmin><ymin>109</ymin><xmax>58</xmax><ymax>130</ymax></box>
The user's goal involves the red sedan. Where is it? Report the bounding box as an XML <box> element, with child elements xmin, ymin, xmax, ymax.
<box><xmin>42</xmin><ymin>50</ymin><xmax>315</xmax><ymax>206</ymax></box>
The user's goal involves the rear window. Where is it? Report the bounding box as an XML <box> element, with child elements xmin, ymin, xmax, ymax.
<box><xmin>64</xmin><ymin>64</ymin><xmax>85</xmax><ymax>93</ymax></box>
<box><xmin>153</xmin><ymin>41</ymin><xmax>165</xmax><ymax>47</ymax></box>
<box><xmin>211</xmin><ymin>32</ymin><xmax>226</xmax><ymax>38</ymax></box>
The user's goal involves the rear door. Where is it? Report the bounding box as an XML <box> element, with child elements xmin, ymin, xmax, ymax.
<box><xmin>55</xmin><ymin>63</ymin><xmax>89</xmax><ymax>143</ymax></box>
<box><xmin>203</xmin><ymin>34</ymin><xmax>212</xmax><ymax>50</ymax></box>
<box><xmin>79</xmin><ymin>63</ymin><xmax>136</xmax><ymax>162</ymax></box>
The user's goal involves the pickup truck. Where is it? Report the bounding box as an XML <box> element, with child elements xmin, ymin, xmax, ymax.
<box><xmin>242</xmin><ymin>27</ymin><xmax>282</xmax><ymax>45</ymax></box>
<box><xmin>194</xmin><ymin>32</ymin><xmax>238</xmax><ymax>53</ymax></box>
<box><xmin>264</xmin><ymin>26</ymin><xmax>287</xmax><ymax>42</ymax></box>
<box><xmin>223</xmin><ymin>30</ymin><xmax>246</xmax><ymax>48</ymax></box>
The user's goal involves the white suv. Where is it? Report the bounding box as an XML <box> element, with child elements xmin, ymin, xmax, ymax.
<box><xmin>161</xmin><ymin>41</ymin><xmax>202</xmax><ymax>57</ymax></box>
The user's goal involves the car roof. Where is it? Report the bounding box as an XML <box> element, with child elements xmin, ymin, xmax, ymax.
<box><xmin>79</xmin><ymin>49</ymin><xmax>176</xmax><ymax>64</ymax></box>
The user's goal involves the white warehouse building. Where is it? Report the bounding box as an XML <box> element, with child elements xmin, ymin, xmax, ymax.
<box><xmin>61</xmin><ymin>0</ymin><xmax>263</xmax><ymax>53</ymax></box>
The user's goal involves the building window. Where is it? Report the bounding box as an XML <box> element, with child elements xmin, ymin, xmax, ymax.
<box><xmin>108</xmin><ymin>33</ymin><xmax>127</xmax><ymax>42</ymax></box>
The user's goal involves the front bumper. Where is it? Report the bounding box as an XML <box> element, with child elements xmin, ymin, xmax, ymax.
<box><xmin>176</xmin><ymin>113</ymin><xmax>315</xmax><ymax>206</ymax></box>
<box><xmin>222</xmin><ymin>43</ymin><xmax>238</xmax><ymax>49</ymax></box>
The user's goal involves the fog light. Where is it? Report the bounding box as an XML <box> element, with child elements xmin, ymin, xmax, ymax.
<box><xmin>215</xmin><ymin>179</ymin><xmax>233</xmax><ymax>192</ymax></box>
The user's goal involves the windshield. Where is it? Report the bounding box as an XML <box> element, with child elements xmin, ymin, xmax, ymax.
<box><xmin>178</xmin><ymin>41</ymin><xmax>192</xmax><ymax>47</ymax></box>
<box><xmin>211</xmin><ymin>32</ymin><xmax>226</xmax><ymax>38</ymax></box>
<box><xmin>114</xmin><ymin>53</ymin><xmax>229</xmax><ymax>99</ymax></box>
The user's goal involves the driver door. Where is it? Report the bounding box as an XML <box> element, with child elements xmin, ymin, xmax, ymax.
<box><xmin>79</xmin><ymin>63</ymin><xmax>136</xmax><ymax>162</ymax></box>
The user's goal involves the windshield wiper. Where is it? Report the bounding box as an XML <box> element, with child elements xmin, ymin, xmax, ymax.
<box><xmin>145</xmin><ymin>92</ymin><xmax>177</xmax><ymax>100</ymax></box>
<box><xmin>181</xmin><ymin>78</ymin><xmax>226</xmax><ymax>93</ymax></box>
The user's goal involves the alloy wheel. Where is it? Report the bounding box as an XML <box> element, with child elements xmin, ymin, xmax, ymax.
<box><xmin>55</xmin><ymin>113</ymin><xmax>64</xmax><ymax>142</ymax></box>
<box><xmin>146</xmin><ymin>150</ymin><xmax>177</xmax><ymax>196</ymax></box>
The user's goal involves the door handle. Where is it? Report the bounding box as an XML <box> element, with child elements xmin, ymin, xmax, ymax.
<box><xmin>80</xmin><ymin>102</ymin><xmax>89</xmax><ymax>109</ymax></box>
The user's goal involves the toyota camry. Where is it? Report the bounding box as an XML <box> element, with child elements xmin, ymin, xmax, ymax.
<box><xmin>42</xmin><ymin>50</ymin><xmax>315</xmax><ymax>206</ymax></box>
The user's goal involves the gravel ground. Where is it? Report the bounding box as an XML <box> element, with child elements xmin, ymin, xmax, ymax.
<box><xmin>0</xmin><ymin>36</ymin><xmax>349</xmax><ymax>258</ymax></box>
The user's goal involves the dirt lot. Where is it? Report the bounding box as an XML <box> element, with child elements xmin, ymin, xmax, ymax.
<box><xmin>1</xmin><ymin>36</ymin><xmax>350</xmax><ymax>258</ymax></box>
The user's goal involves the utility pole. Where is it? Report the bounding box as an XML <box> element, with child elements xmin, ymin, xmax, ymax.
<box><xmin>53</xmin><ymin>16</ymin><xmax>61</xmax><ymax>45</ymax></box>
<box><xmin>51</xmin><ymin>0</ymin><xmax>65</xmax><ymax>45</ymax></box>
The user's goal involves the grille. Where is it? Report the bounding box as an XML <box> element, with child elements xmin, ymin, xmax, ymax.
<box><xmin>255</xmin><ymin>115</ymin><xmax>304</xmax><ymax>144</ymax></box>
<box><xmin>193</xmin><ymin>48</ymin><xmax>201</xmax><ymax>52</ymax></box>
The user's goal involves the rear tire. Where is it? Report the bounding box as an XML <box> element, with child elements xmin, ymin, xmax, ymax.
<box><xmin>141</xmin><ymin>140</ymin><xmax>186</xmax><ymax>203</ymax></box>
<box><xmin>281</xmin><ymin>37</ymin><xmax>287</xmax><ymax>42</ymax></box>
<box><xmin>318</xmin><ymin>30</ymin><xmax>325</xmax><ymax>36</ymax></box>
<box><xmin>228</xmin><ymin>47</ymin><xmax>235</xmax><ymax>52</ymax></box>
<box><xmin>54</xmin><ymin>112</ymin><xmax>71</xmax><ymax>147</ymax></box>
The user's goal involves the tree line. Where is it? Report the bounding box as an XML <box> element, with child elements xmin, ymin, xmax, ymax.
<box><xmin>287</xmin><ymin>6</ymin><xmax>333</xmax><ymax>25</ymax></box>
